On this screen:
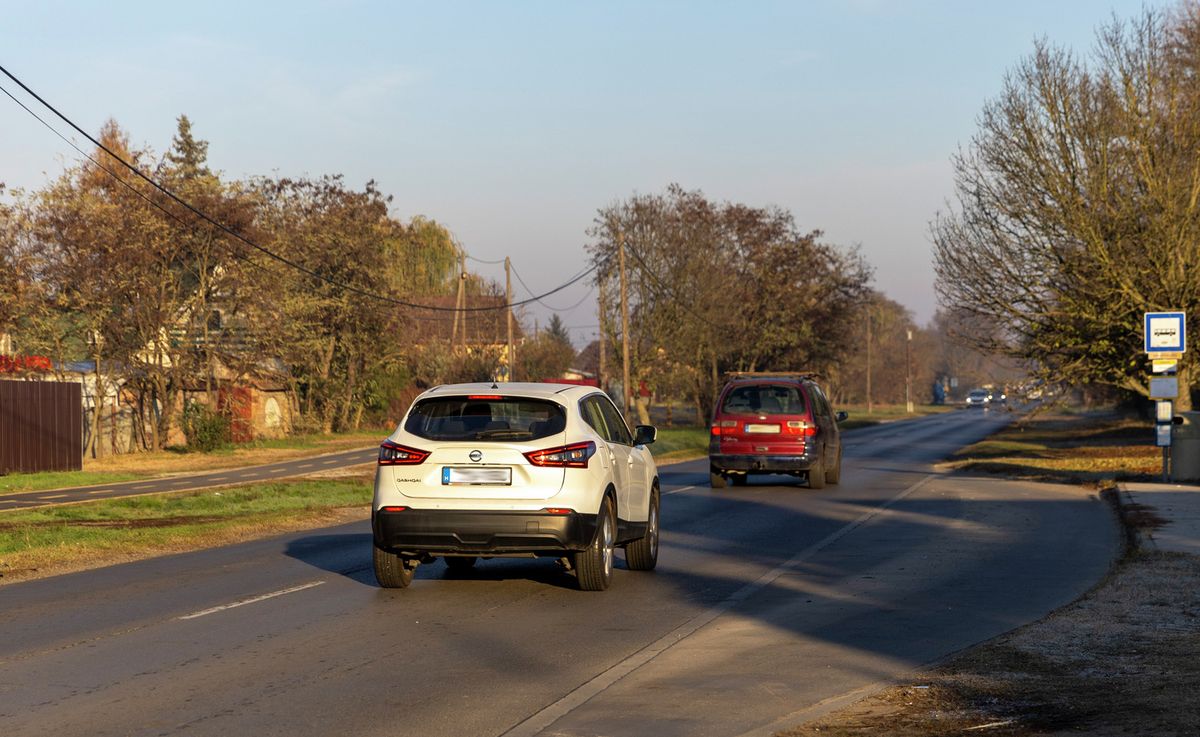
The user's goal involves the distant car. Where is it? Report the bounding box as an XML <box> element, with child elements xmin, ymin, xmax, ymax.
<box><xmin>708</xmin><ymin>374</ymin><xmax>846</xmax><ymax>489</ymax></box>
<box><xmin>990</xmin><ymin>389</ymin><xmax>1008</xmax><ymax>405</ymax></box>
<box><xmin>965</xmin><ymin>389</ymin><xmax>990</xmax><ymax>407</ymax></box>
<box><xmin>372</xmin><ymin>382</ymin><xmax>660</xmax><ymax>591</ymax></box>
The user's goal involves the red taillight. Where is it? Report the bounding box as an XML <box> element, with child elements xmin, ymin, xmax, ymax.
<box><xmin>467</xmin><ymin>394</ymin><xmax>503</xmax><ymax>400</ymax></box>
<box><xmin>378</xmin><ymin>440</ymin><xmax>430</xmax><ymax>465</ymax></box>
<box><xmin>785</xmin><ymin>420</ymin><xmax>818</xmax><ymax>437</ymax></box>
<box><xmin>543</xmin><ymin>507</ymin><xmax>573</xmax><ymax>515</ymax></box>
<box><xmin>524</xmin><ymin>441</ymin><xmax>596</xmax><ymax>468</ymax></box>
<box><xmin>379</xmin><ymin>505</ymin><xmax>408</xmax><ymax>513</ymax></box>
<box><xmin>711</xmin><ymin>420</ymin><xmax>737</xmax><ymax>436</ymax></box>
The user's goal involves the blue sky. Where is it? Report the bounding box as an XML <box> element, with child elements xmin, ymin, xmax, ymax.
<box><xmin>0</xmin><ymin>0</ymin><xmax>1171</xmax><ymax>346</ymax></box>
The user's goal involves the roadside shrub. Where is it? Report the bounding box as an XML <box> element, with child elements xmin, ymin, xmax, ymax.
<box><xmin>182</xmin><ymin>402</ymin><xmax>232</xmax><ymax>452</ymax></box>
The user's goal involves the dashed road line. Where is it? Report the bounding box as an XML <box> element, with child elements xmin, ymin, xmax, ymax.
<box><xmin>664</xmin><ymin>485</ymin><xmax>695</xmax><ymax>495</ymax></box>
<box><xmin>176</xmin><ymin>580</ymin><xmax>326</xmax><ymax>621</ymax></box>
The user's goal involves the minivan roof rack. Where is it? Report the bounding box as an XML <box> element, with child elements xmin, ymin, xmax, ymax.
<box><xmin>723</xmin><ymin>371</ymin><xmax>820</xmax><ymax>381</ymax></box>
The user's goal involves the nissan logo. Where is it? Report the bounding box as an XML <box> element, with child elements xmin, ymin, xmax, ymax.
<box><xmin>469</xmin><ymin>450</ymin><xmax>482</xmax><ymax>462</ymax></box>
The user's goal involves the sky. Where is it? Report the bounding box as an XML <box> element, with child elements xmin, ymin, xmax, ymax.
<box><xmin>0</xmin><ymin>0</ymin><xmax>1173</xmax><ymax>347</ymax></box>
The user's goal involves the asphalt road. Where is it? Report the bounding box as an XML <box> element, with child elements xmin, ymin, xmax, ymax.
<box><xmin>0</xmin><ymin>446</ymin><xmax>379</xmax><ymax>511</ymax></box>
<box><xmin>0</xmin><ymin>408</ymin><xmax>1119</xmax><ymax>737</ymax></box>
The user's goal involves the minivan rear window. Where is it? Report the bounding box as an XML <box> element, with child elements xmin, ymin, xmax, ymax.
<box><xmin>404</xmin><ymin>396</ymin><xmax>566</xmax><ymax>441</ymax></box>
<box><xmin>720</xmin><ymin>384</ymin><xmax>806</xmax><ymax>416</ymax></box>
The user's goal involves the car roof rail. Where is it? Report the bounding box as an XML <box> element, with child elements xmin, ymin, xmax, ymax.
<box><xmin>723</xmin><ymin>371</ymin><xmax>821</xmax><ymax>382</ymax></box>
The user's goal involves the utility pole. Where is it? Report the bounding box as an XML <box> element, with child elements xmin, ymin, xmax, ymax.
<box><xmin>905</xmin><ymin>328</ymin><xmax>914</xmax><ymax>414</ymax></box>
<box><xmin>505</xmin><ymin>256</ymin><xmax>514</xmax><ymax>382</ymax></box>
<box><xmin>618</xmin><ymin>228</ymin><xmax>632</xmax><ymax>418</ymax></box>
<box><xmin>866</xmin><ymin>307</ymin><xmax>873</xmax><ymax>415</ymax></box>
<box><xmin>451</xmin><ymin>251</ymin><xmax>465</xmax><ymax>348</ymax></box>
<box><xmin>598</xmin><ymin>278</ymin><xmax>607</xmax><ymax>394</ymax></box>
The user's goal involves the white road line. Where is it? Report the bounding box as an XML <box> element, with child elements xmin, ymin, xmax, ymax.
<box><xmin>86</xmin><ymin>488</ymin><xmax>112</xmax><ymax>494</ymax></box>
<box><xmin>209</xmin><ymin>476</ymin><xmax>228</xmax><ymax>482</ymax></box>
<box><xmin>298</xmin><ymin>463</ymin><xmax>315</xmax><ymax>469</ymax></box>
<box><xmin>501</xmin><ymin>473</ymin><xmax>938</xmax><ymax>737</ymax></box>
<box><xmin>39</xmin><ymin>493</ymin><xmax>69</xmax><ymax>499</ymax></box>
<box><xmin>177</xmin><ymin>581</ymin><xmax>326</xmax><ymax>621</ymax></box>
<box><xmin>664</xmin><ymin>485</ymin><xmax>695</xmax><ymax>495</ymax></box>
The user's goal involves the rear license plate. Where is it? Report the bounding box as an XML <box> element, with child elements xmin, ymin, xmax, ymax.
<box><xmin>442</xmin><ymin>466</ymin><xmax>512</xmax><ymax>485</ymax></box>
<box><xmin>744</xmin><ymin>423</ymin><xmax>780</xmax><ymax>434</ymax></box>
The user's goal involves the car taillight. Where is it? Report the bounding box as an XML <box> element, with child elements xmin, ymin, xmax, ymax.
<box><xmin>524</xmin><ymin>441</ymin><xmax>596</xmax><ymax>468</ymax></box>
<box><xmin>379</xmin><ymin>505</ymin><xmax>408</xmax><ymax>513</ymax></box>
<box><xmin>711</xmin><ymin>420</ymin><xmax>737</xmax><ymax>435</ymax></box>
<box><xmin>785</xmin><ymin>421</ymin><xmax>818</xmax><ymax>437</ymax></box>
<box><xmin>378</xmin><ymin>440</ymin><xmax>430</xmax><ymax>465</ymax></box>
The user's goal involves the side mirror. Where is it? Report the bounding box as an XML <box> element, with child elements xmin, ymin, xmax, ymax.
<box><xmin>634</xmin><ymin>425</ymin><xmax>657</xmax><ymax>445</ymax></box>
<box><xmin>835</xmin><ymin>411</ymin><xmax>848</xmax><ymax>423</ymax></box>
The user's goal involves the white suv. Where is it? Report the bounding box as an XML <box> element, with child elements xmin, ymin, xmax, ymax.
<box><xmin>372</xmin><ymin>382</ymin><xmax>660</xmax><ymax>591</ymax></box>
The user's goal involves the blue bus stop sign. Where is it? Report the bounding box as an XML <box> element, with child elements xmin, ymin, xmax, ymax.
<box><xmin>1144</xmin><ymin>312</ymin><xmax>1186</xmax><ymax>353</ymax></box>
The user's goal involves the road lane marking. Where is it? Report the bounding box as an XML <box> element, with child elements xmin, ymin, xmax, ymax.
<box><xmin>664</xmin><ymin>485</ymin><xmax>695</xmax><ymax>495</ymax></box>
<box><xmin>298</xmin><ymin>463</ymin><xmax>314</xmax><ymax>469</ymax></box>
<box><xmin>177</xmin><ymin>581</ymin><xmax>326</xmax><ymax>621</ymax></box>
<box><xmin>38</xmin><ymin>493</ymin><xmax>69</xmax><ymax>499</ymax></box>
<box><xmin>501</xmin><ymin>473</ymin><xmax>938</xmax><ymax>737</ymax></box>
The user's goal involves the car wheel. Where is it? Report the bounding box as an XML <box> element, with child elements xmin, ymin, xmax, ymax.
<box><xmin>374</xmin><ymin>546</ymin><xmax>416</xmax><ymax>588</ymax></box>
<box><xmin>575</xmin><ymin>496</ymin><xmax>615</xmax><ymax>591</ymax></box>
<box><xmin>826</xmin><ymin>448</ymin><xmax>842</xmax><ymax>485</ymax></box>
<box><xmin>808</xmin><ymin>453</ymin><xmax>826</xmax><ymax>489</ymax></box>
<box><xmin>710</xmin><ymin>470</ymin><xmax>727</xmax><ymax>489</ymax></box>
<box><xmin>444</xmin><ymin>556</ymin><xmax>477</xmax><ymax>573</ymax></box>
<box><xmin>624</xmin><ymin>488</ymin><xmax>659</xmax><ymax>571</ymax></box>
<box><xmin>731</xmin><ymin>474</ymin><xmax>747</xmax><ymax>487</ymax></box>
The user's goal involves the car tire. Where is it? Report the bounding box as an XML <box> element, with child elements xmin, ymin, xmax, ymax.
<box><xmin>710</xmin><ymin>470</ymin><xmax>727</xmax><ymax>489</ymax></box>
<box><xmin>624</xmin><ymin>489</ymin><xmax>659</xmax><ymax>571</ymax></box>
<box><xmin>575</xmin><ymin>496</ymin><xmax>615</xmax><ymax>591</ymax></box>
<box><xmin>808</xmin><ymin>453</ymin><xmax>826</xmax><ymax>489</ymax></box>
<box><xmin>730</xmin><ymin>474</ymin><xmax>747</xmax><ymax>487</ymax></box>
<box><xmin>374</xmin><ymin>546</ymin><xmax>416</xmax><ymax>588</ymax></box>
<box><xmin>444</xmin><ymin>556</ymin><xmax>477</xmax><ymax>573</ymax></box>
<box><xmin>826</xmin><ymin>448</ymin><xmax>842</xmax><ymax>485</ymax></box>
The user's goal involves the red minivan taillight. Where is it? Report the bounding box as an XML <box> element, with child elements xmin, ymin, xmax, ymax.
<box><xmin>378</xmin><ymin>440</ymin><xmax>430</xmax><ymax>465</ymax></box>
<box><xmin>524</xmin><ymin>441</ymin><xmax>596</xmax><ymax>468</ymax></box>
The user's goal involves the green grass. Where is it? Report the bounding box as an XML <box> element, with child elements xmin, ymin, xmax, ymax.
<box><xmin>650</xmin><ymin>427</ymin><xmax>709</xmax><ymax>460</ymax></box>
<box><xmin>0</xmin><ymin>479</ymin><xmax>371</xmax><ymax>582</ymax></box>
<box><xmin>0</xmin><ymin>470</ymin><xmax>145</xmax><ymax>494</ymax></box>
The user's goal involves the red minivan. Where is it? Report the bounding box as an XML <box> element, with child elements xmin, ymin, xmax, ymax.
<box><xmin>708</xmin><ymin>374</ymin><xmax>846</xmax><ymax>489</ymax></box>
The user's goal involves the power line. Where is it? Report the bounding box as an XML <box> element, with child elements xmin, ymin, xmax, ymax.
<box><xmin>464</xmin><ymin>253</ymin><xmax>506</xmax><ymax>265</ymax></box>
<box><xmin>0</xmin><ymin>63</ymin><xmax>595</xmax><ymax>313</ymax></box>
<box><xmin>510</xmin><ymin>263</ymin><xmax>596</xmax><ymax>312</ymax></box>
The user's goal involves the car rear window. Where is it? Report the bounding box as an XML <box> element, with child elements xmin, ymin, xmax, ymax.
<box><xmin>719</xmin><ymin>384</ymin><xmax>807</xmax><ymax>416</ymax></box>
<box><xmin>404</xmin><ymin>396</ymin><xmax>566</xmax><ymax>441</ymax></box>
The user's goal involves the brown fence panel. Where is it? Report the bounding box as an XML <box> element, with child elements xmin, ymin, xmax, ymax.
<box><xmin>0</xmin><ymin>379</ymin><xmax>83</xmax><ymax>474</ymax></box>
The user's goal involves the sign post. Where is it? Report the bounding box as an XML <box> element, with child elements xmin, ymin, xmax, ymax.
<box><xmin>1145</xmin><ymin>311</ymin><xmax>1187</xmax><ymax>482</ymax></box>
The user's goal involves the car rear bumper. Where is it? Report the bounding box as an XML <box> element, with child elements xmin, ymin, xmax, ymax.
<box><xmin>709</xmin><ymin>453</ymin><xmax>816</xmax><ymax>474</ymax></box>
<box><xmin>372</xmin><ymin>508</ymin><xmax>599</xmax><ymax>555</ymax></box>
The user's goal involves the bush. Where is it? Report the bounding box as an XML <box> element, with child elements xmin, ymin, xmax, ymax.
<box><xmin>182</xmin><ymin>402</ymin><xmax>232</xmax><ymax>452</ymax></box>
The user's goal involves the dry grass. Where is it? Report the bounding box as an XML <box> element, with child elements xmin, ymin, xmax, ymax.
<box><xmin>942</xmin><ymin>411</ymin><xmax>1160</xmax><ymax>484</ymax></box>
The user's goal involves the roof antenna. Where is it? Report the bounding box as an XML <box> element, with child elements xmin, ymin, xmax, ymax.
<box><xmin>490</xmin><ymin>375</ymin><xmax>499</xmax><ymax>390</ymax></box>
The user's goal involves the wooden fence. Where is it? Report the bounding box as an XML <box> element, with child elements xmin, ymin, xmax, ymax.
<box><xmin>0</xmin><ymin>379</ymin><xmax>83</xmax><ymax>474</ymax></box>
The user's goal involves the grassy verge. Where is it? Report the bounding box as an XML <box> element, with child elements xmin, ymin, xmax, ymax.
<box><xmin>650</xmin><ymin>427</ymin><xmax>709</xmax><ymax>462</ymax></box>
<box><xmin>0</xmin><ymin>477</ymin><xmax>371</xmax><ymax>584</ymax></box>
<box><xmin>942</xmin><ymin>410</ymin><xmax>1158</xmax><ymax>484</ymax></box>
<box><xmin>0</xmin><ymin>429</ymin><xmax>387</xmax><ymax>494</ymax></box>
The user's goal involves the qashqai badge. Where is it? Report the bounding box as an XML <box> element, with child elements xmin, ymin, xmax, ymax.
<box><xmin>469</xmin><ymin>450</ymin><xmax>483</xmax><ymax>462</ymax></box>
